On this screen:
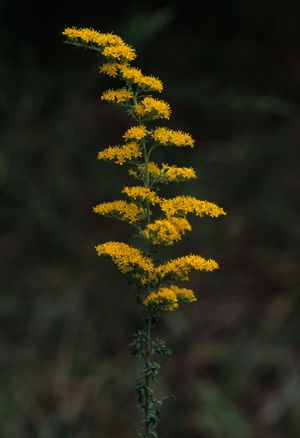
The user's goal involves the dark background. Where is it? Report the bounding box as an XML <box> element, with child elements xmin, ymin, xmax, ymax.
<box><xmin>1</xmin><ymin>1</ymin><xmax>299</xmax><ymax>437</ymax></box>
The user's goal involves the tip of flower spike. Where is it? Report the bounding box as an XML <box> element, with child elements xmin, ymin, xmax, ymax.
<box><xmin>62</xmin><ymin>27</ymin><xmax>125</xmax><ymax>48</ymax></box>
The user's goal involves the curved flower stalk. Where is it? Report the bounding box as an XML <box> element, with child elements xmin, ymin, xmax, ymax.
<box><xmin>62</xmin><ymin>27</ymin><xmax>226</xmax><ymax>438</ymax></box>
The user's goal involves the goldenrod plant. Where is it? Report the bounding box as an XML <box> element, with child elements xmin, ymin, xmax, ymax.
<box><xmin>62</xmin><ymin>27</ymin><xmax>226</xmax><ymax>438</ymax></box>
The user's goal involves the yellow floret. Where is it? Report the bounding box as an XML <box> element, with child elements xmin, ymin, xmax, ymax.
<box><xmin>101</xmin><ymin>88</ymin><xmax>133</xmax><ymax>104</ymax></box>
<box><xmin>97</xmin><ymin>142</ymin><xmax>142</xmax><ymax>165</ymax></box>
<box><xmin>151</xmin><ymin>127</ymin><xmax>195</xmax><ymax>147</ymax></box>
<box><xmin>122</xmin><ymin>186</ymin><xmax>160</xmax><ymax>205</ymax></box>
<box><xmin>134</xmin><ymin>97</ymin><xmax>171</xmax><ymax>120</ymax></box>
<box><xmin>93</xmin><ymin>200</ymin><xmax>145</xmax><ymax>223</ymax></box>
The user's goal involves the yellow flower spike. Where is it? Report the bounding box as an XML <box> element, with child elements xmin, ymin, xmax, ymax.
<box><xmin>97</xmin><ymin>143</ymin><xmax>142</xmax><ymax>165</ymax></box>
<box><xmin>160</xmin><ymin>196</ymin><xmax>226</xmax><ymax>218</ymax></box>
<box><xmin>152</xmin><ymin>127</ymin><xmax>195</xmax><ymax>147</ymax></box>
<box><xmin>101</xmin><ymin>88</ymin><xmax>133</xmax><ymax>104</ymax></box>
<box><xmin>95</xmin><ymin>242</ymin><xmax>154</xmax><ymax>274</ymax></box>
<box><xmin>122</xmin><ymin>186</ymin><xmax>160</xmax><ymax>205</ymax></box>
<box><xmin>134</xmin><ymin>97</ymin><xmax>171</xmax><ymax>120</ymax></box>
<box><xmin>64</xmin><ymin>26</ymin><xmax>227</xmax><ymax>434</ymax></box>
<box><xmin>142</xmin><ymin>217</ymin><xmax>192</xmax><ymax>245</ymax></box>
<box><xmin>93</xmin><ymin>200</ymin><xmax>145</xmax><ymax>224</ymax></box>
<box><xmin>123</xmin><ymin>125</ymin><xmax>148</xmax><ymax>141</ymax></box>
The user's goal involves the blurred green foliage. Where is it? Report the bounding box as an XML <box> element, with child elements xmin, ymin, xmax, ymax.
<box><xmin>1</xmin><ymin>1</ymin><xmax>299</xmax><ymax>437</ymax></box>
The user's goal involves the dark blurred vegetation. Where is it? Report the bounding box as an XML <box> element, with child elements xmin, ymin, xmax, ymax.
<box><xmin>1</xmin><ymin>1</ymin><xmax>300</xmax><ymax>437</ymax></box>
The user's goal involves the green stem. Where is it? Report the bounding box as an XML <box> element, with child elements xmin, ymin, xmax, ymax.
<box><xmin>131</xmin><ymin>84</ymin><xmax>157</xmax><ymax>437</ymax></box>
<box><xmin>144</xmin><ymin>313</ymin><xmax>152</xmax><ymax>437</ymax></box>
<box><xmin>142</xmin><ymin>137</ymin><xmax>152</xmax><ymax>438</ymax></box>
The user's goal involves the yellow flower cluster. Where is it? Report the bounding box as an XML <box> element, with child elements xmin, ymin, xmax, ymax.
<box><xmin>134</xmin><ymin>97</ymin><xmax>171</xmax><ymax>120</ymax></box>
<box><xmin>147</xmin><ymin>162</ymin><xmax>161</xmax><ymax>177</ymax></box>
<box><xmin>162</xmin><ymin>164</ymin><xmax>197</xmax><ymax>181</ymax></box>
<box><xmin>123</xmin><ymin>125</ymin><xmax>148</xmax><ymax>141</ymax></box>
<box><xmin>142</xmin><ymin>217</ymin><xmax>191</xmax><ymax>245</ymax></box>
<box><xmin>128</xmin><ymin>162</ymin><xmax>160</xmax><ymax>181</ymax></box>
<box><xmin>98</xmin><ymin>143</ymin><xmax>142</xmax><ymax>165</ymax></box>
<box><xmin>122</xmin><ymin>186</ymin><xmax>160</xmax><ymax>205</ymax></box>
<box><xmin>93</xmin><ymin>200</ymin><xmax>145</xmax><ymax>224</ymax></box>
<box><xmin>157</xmin><ymin>254</ymin><xmax>219</xmax><ymax>280</ymax></box>
<box><xmin>152</xmin><ymin>127</ymin><xmax>195</xmax><ymax>147</ymax></box>
<box><xmin>101</xmin><ymin>88</ymin><xmax>133</xmax><ymax>104</ymax></box>
<box><xmin>160</xmin><ymin>196</ymin><xmax>226</xmax><ymax>218</ymax></box>
<box><xmin>62</xmin><ymin>28</ymin><xmax>136</xmax><ymax>61</ymax></box>
<box><xmin>102</xmin><ymin>45</ymin><xmax>137</xmax><ymax>62</ymax></box>
<box><xmin>100</xmin><ymin>62</ymin><xmax>120</xmax><ymax>78</ymax></box>
<box><xmin>174</xmin><ymin>285</ymin><xmax>197</xmax><ymax>303</ymax></box>
<box><xmin>119</xmin><ymin>65</ymin><xmax>163</xmax><ymax>92</ymax></box>
<box><xmin>129</xmin><ymin>162</ymin><xmax>196</xmax><ymax>184</ymax></box>
<box><xmin>144</xmin><ymin>287</ymin><xmax>179</xmax><ymax>311</ymax></box>
<box><xmin>144</xmin><ymin>285</ymin><xmax>197</xmax><ymax>312</ymax></box>
<box><xmin>95</xmin><ymin>241</ymin><xmax>154</xmax><ymax>274</ymax></box>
